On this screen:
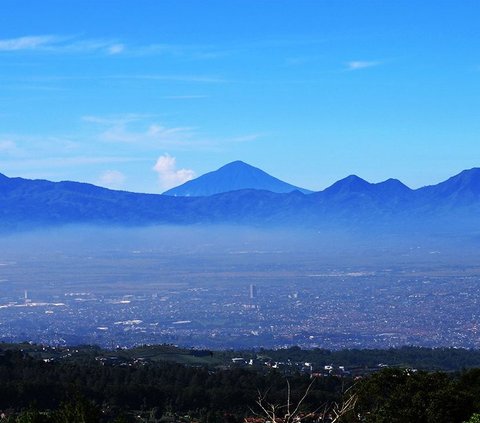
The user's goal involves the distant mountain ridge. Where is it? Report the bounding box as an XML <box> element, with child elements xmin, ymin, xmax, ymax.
<box><xmin>1</xmin><ymin>165</ymin><xmax>480</xmax><ymax>234</ymax></box>
<box><xmin>163</xmin><ymin>161</ymin><xmax>312</xmax><ymax>196</ymax></box>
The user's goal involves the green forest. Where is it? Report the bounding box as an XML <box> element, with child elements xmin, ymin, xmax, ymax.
<box><xmin>2</xmin><ymin>344</ymin><xmax>480</xmax><ymax>422</ymax></box>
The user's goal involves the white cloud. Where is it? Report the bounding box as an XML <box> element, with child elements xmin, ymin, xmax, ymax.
<box><xmin>346</xmin><ymin>60</ymin><xmax>380</xmax><ymax>71</ymax></box>
<box><xmin>0</xmin><ymin>35</ymin><xmax>57</xmax><ymax>51</ymax></box>
<box><xmin>0</xmin><ymin>34</ymin><xmax>125</xmax><ymax>56</ymax></box>
<box><xmin>85</xmin><ymin>115</ymin><xmax>195</xmax><ymax>147</ymax></box>
<box><xmin>0</xmin><ymin>140</ymin><xmax>19</xmax><ymax>154</ymax></box>
<box><xmin>104</xmin><ymin>123</ymin><xmax>193</xmax><ymax>145</ymax></box>
<box><xmin>0</xmin><ymin>35</ymin><xmax>224</xmax><ymax>60</ymax></box>
<box><xmin>83</xmin><ymin>114</ymin><xmax>265</xmax><ymax>152</ymax></box>
<box><xmin>97</xmin><ymin>170</ymin><xmax>126</xmax><ymax>189</ymax></box>
<box><xmin>153</xmin><ymin>154</ymin><xmax>195</xmax><ymax>190</ymax></box>
<box><xmin>108</xmin><ymin>44</ymin><xmax>125</xmax><ymax>55</ymax></box>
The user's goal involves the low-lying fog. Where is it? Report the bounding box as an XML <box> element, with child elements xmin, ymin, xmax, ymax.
<box><xmin>1</xmin><ymin>224</ymin><xmax>479</xmax><ymax>258</ymax></box>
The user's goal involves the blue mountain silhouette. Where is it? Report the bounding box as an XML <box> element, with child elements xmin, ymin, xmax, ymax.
<box><xmin>163</xmin><ymin>161</ymin><xmax>312</xmax><ymax>196</ymax></box>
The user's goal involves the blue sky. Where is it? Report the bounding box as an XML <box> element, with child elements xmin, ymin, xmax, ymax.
<box><xmin>0</xmin><ymin>0</ymin><xmax>479</xmax><ymax>193</ymax></box>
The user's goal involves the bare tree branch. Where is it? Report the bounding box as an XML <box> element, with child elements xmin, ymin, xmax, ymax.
<box><xmin>289</xmin><ymin>376</ymin><xmax>317</xmax><ymax>419</ymax></box>
<box><xmin>286</xmin><ymin>378</ymin><xmax>291</xmax><ymax>419</ymax></box>
<box><xmin>251</xmin><ymin>377</ymin><xmax>358</xmax><ymax>423</ymax></box>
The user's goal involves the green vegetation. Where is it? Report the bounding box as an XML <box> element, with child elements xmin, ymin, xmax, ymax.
<box><xmin>0</xmin><ymin>347</ymin><xmax>345</xmax><ymax>422</ymax></box>
<box><xmin>465</xmin><ymin>414</ymin><xmax>480</xmax><ymax>423</ymax></box>
<box><xmin>3</xmin><ymin>344</ymin><xmax>480</xmax><ymax>422</ymax></box>
<box><xmin>356</xmin><ymin>368</ymin><xmax>478</xmax><ymax>423</ymax></box>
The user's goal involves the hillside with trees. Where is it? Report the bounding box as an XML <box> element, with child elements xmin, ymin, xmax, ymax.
<box><xmin>2</xmin><ymin>344</ymin><xmax>480</xmax><ymax>422</ymax></box>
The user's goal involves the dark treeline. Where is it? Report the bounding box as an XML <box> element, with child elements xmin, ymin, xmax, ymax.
<box><xmin>0</xmin><ymin>349</ymin><xmax>343</xmax><ymax>422</ymax></box>
<box><xmin>2</xmin><ymin>347</ymin><xmax>480</xmax><ymax>422</ymax></box>
<box><xmin>260</xmin><ymin>345</ymin><xmax>480</xmax><ymax>371</ymax></box>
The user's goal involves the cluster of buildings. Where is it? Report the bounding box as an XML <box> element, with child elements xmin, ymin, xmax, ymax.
<box><xmin>1</xmin><ymin>267</ymin><xmax>480</xmax><ymax>350</ymax></box>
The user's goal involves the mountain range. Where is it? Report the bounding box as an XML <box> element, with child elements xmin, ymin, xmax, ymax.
<box><xmin>1</xmin><ymin>162</ymin><xmax>479</xmax><ymax>235</ymax></box>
